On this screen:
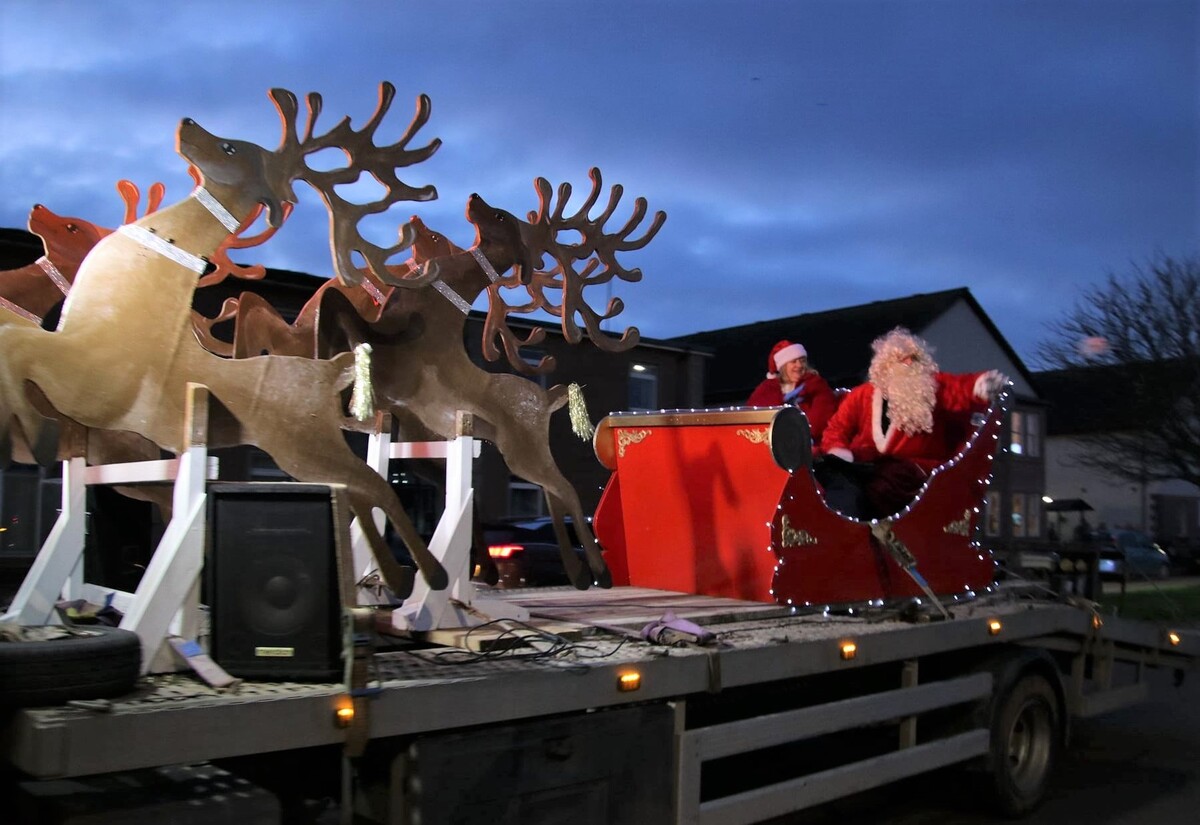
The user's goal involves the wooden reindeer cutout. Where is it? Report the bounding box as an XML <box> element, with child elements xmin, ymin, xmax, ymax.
<box><xmin>192</xmin><ymin>214</ymin><xmax>458</xmax><ymax>360</ymax></box>
<box><xmin>316</xmin><ymin>172</ymin><xmax>665</xmax><ymax>589</ymax></box>
<box><xmin>0</xmin><ymin>203</ymin><xmax>110</xmax><ymax>326</ymax></box>
<box><xmin>0</xmin><ymin>83</ymin><xmax>446</xmax><ymax>598</ymax></box>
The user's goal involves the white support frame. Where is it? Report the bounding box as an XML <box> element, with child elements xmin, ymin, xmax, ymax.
<box><xmin>352</xmin><ymin>413</ymin><xmax>528</xmax><ymax>631</ymax></box>
<box><xmin>1</xmin><ymin>385</ymin><xmax>219</xmax><ymax>675</ymax></box>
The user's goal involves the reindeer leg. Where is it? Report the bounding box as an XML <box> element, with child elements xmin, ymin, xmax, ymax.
<box><xmin>342</xmin><ymin>465</ymin><xmax>448</xmax><ymax>592</ymax></box>
<box><xmin>351</xmin><ymin>499</ymin><xmax>416</xmax><ymax>600</ymax></box>
<box><xmin>545</xmin><ymin>493</ymin><xmax>594</xmax><ymax>590</ymax></box>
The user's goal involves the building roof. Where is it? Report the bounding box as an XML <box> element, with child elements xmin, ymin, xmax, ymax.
<box><xmin>1034</xmin><ymin>360</ymin><xmax>1196</xmax><ymax>436</ymax></box>
<box><xmin>670</xmin><ymin>287</ymin><xmax>1034</xmax><ymax>403</ymax></box>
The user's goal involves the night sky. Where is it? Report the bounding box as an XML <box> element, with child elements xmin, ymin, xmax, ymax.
<box><xmin>2</xmin><ymin>0</ymin><xmax>1195</xmax><ymax>366</ymax></box>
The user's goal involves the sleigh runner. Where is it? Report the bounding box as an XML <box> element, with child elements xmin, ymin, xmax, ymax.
<box><xmin>592</xmin><ymin>392</ymin><xmax>1003</xmax><ymax>608</ymax></box>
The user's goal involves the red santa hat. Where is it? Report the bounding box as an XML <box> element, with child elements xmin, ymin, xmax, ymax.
<box><xmin>766</xmin><ymin>340</ymin><xmax>807</xmax><ymax>378</ymax></box>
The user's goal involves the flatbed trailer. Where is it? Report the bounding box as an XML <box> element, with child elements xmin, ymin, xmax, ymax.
<box><xmin>4</xmin><ymin>583</ymin><xmax>1197</xmax><ymax>824</ymax></box>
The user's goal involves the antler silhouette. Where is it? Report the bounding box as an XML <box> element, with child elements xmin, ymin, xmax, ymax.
<box><xmin>268</xmin><ymin>82</ymin><xmax>441</xmax><ymax>288</ymax></box>
<box><xmin>479</xmin><ymin>168</ymin><xmax>666</xmax><ymax>375</ymax></box>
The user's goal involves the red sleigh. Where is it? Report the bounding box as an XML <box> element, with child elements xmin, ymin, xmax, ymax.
<box><xmin>591</xmin><ymin>396</ymin><xmax>1003</xmax><ymax>608</ymax></box>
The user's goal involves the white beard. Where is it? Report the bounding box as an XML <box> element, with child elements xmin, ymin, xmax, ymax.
<box><xmin>877</xmin><ymin>363</ymin><xmax>936</xmax><ymax>435</ymax></box>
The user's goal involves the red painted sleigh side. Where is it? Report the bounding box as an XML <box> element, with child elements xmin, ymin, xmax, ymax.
<box><xmin>592</xmin><ymin>399</ymin><xmax>1002</xmax><ymax>607</ymax></box>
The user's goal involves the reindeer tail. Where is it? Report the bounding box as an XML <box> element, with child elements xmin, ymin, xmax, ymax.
<box><xmin>349</xmin><ymin>343</ymin><xmax>375</xmax><ymax>422</ymax></box>
<box><xmin>567</xmin><ymin>383</ymin><xmax>595</xmax><ymax>441</ymax></box>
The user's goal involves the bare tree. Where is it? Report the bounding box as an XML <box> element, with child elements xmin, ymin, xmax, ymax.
<box><xmin>1035</xmin><ymin>254</ymin><xmax>1200</xmax><ymax>487</ymax></box>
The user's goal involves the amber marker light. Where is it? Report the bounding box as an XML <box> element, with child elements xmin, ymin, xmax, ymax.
<box><xmin>987</xmin><ymin>619</ymin><xmax>1003</xmax><ymax>636</ymax></box>
<box><xmin>617</xmin><ymin>671</ymin><xmax>642</xmax><ymax>692</ymax></box>
<box><xmin>839</xmin><ymin>641</ymin><xmax>857</xmax><ymax>660</ymax></box>
<box><xmin>1167</xmin><ymin>631</ymin><xmax>1182</xmax><ymax>647</ymax></box>
<box><xmin>334</xmin><ymin>697</ymin><xmax>355</xmax><ymax>728</ymax></box>
<box><xmin>1092</xmin><ymin>614</ymin><xmax>1103</xmax><ymax>630</ymax></box>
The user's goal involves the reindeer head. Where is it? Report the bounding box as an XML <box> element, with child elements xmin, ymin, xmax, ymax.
<box><xmin>408</xmin><ymin>215</ymin><xmax>459</xmax><ymax>262</ymax></box>
<box><xmin>28</xmin><ymin>204</ymin><xmax>108</xmax><ymax>273</ymax></box>
<box><xmin>177</xmin><ymin>119</ymin><xmax>294</xmax><ymax>229</ymax></box>
<box><xmin>178</xmin><ymin>83</ymin><xmax>441</xmax><ymax>284</ymax></box>
<box><xmin>466</xmin><ymin>194</ymin><xmax>535</xmax><ymax>283</ymax></box>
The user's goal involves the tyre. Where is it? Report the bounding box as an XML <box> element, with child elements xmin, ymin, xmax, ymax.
<box><xmin>0</xmin><ymin>625</ymin><xmax>141</xmax><ymax>708</ymax></box>
<box><xmin>985</xmin><ymin>673</ymin><xmax>1061</xmax><ymax>817</ymax></box>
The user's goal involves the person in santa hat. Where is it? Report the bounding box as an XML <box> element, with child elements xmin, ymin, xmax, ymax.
<box><xmin>746</xmin><ymin>339</ymin><xmax>839</xmax><ymax>443</ymax></box>
<box><xmin>818</xmin><ymin>327</ymin><xmax>1008</xmax><ymax>519</ymax></box>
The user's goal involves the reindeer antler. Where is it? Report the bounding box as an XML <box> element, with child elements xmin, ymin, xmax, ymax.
<box><xmin>481</xmin><ymin>289</ymin><xmax>556</xmax><ymax>375</ymax></box>
<box><xmin>116</xmin><ymin>180</ymin><xmax>166</xmax><ymax>225</ymax></box>
<box><xmin>268</xmin><ymin>82</ymin><xmax>441</xmax><ymax>288</ymax></box>
<box><xmin>196</xmin><ymin>201</ymin><xmax>295</xmax><ymax>288</ymax></box>
<box><xmin>480</xmin><ymin>168</ymin><xmax>665</xmax><ymax>374</ymax></box>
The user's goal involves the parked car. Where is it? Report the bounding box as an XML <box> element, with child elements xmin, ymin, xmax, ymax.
<box><xmin>480</xmin><ymin>516</ymin><xmax>588</xmax><ymax>588</ymax></box>
<box><xmin>1094</xmin><ymin>529</ymin><xmax>1172</xmax><ymax>582</ymax></box>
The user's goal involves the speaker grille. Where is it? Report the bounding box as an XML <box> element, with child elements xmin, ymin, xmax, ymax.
<box><xmin>206</xmin><ymin>484</ymin><xmax>343</xmax><ymax>681</ymax></box>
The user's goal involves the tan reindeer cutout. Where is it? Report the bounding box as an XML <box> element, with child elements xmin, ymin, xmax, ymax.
<box><xmin>0</xmin><ymin>83</ymin><xmax>447</xmax><ymax>598</ymax></box>
<box><xmin>315</xmin><ymin>176</ymin><xmax>665</xmax><ymax>589</ymax></box>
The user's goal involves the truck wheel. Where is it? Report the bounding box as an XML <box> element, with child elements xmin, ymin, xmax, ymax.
<box><xmin>986</xmin><ymin>673</ymin><xmax>1061</xmax><ymax>816</ymax></box>
<box><xmin>0</xmin><ymin>625</ymin><xmax>140</xmax><ymax>707</ymax></box>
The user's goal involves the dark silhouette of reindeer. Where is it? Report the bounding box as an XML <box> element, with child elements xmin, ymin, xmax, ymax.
<box><xmin>0</xmin><ymin>83</ymin><xmax>449</xmax><ymax>598</ymax></box>
<box><xmin>315</xmin><ymin>171</ymin><xmax>666</xmax><ymax>589</ymax></box>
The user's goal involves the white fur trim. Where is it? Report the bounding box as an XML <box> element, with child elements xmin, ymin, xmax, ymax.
<box><xmin>828</xmin><ymin>447</ymin><xmax>854</xmax><ymax>462</ymax></box>
<box><xmin>872</xmin><ymin>385</ymin><xmax>893</xmax><ymax>453</ymax></box>
<box><xmin>974</xmin><ymin>370</ymin><xmax>1009</xmax><ymax>399</ymax></box>
<box><xmin>773</xmin><ymin>343</ymin><xmax>806</xmax><ymax>371</ymax></box>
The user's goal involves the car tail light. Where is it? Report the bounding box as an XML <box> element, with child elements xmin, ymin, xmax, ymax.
<box><xmin>488</xmin><ymin>544</ymin><xmax>524</xmax><ymax>559</ymax></box>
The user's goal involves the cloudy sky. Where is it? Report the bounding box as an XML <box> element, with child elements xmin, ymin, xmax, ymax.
<box><xmin>1</xmin><ymin>0</ymin><xmax>1195</xmax><ymax>366</ymax></box>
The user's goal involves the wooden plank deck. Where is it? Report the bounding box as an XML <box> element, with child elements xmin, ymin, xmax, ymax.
<box><xmin>403</xmin><ymin>586</ymin><xmax>792</xmax><ymax>650</ymax></box>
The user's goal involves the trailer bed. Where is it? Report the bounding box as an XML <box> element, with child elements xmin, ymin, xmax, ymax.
<box><xmin>3</xmin><ymin>585</ymin><xmax>1196</xmax><ymax>781</ymax></box>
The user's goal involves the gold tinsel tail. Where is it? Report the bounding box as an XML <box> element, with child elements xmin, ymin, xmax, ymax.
<box><xmin>568</xmin><ymin>383</ymin><xmax>595</xmax><ymax>441</ymax></box>
<box><xmin>350</xmin><ymin>343</ymin><xmax>374</xmax><ymax>422</ymax></box>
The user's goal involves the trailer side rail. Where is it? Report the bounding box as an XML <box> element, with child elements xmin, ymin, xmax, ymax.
<box><xmin>674</xmin><ymin>671</ymin><xmax>993</xmax><ymax>825</ymax></box>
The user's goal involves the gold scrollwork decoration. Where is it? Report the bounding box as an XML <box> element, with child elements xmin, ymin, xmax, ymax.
<box><xmin>735</xmin><ymin>427</ymin><xmax>770</xmax><ymax>445</ymax></box>
<box><xmin>779</xmin><ymin>514</ymin><xmax>818</xmax><ymax>547</ymax></box>
<box><xmin>617</xmin><ymin>429</ymin><xmax>652</xmax><ymax>458</ymax></box>
<box><xmin>943</xmin><ymin>508</ymin><xmax>973</xmax><ymax>536</ymax></box>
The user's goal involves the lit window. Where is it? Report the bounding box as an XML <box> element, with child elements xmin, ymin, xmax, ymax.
<box><xmin>1025</xmin><ymin>412</ymin><xmax>1041</xmax><ymax>457</ymax></box>
<box><xmin>1011</xmin><ymin>494</ymin><xmax>1026</xmax><ymax>537</ymax></box>
<box><xmin>628</xmin><ymin>363</ymin><xmax>659</xmax><ymax>411</ymax></box>
<box><xmin>1026</xmin><ymin>495</ymin><xmax>1041</xmax><ymax>538</ymax></box>
<box><xmin>1009</xmin><ymin>410</ymin><xmax>1041</xmax><ymax>458</ymax></box>
<box><xmin>984</xmin><ymin>493</ymin><xmax>1002</xmax><ymax>537</ymax></box>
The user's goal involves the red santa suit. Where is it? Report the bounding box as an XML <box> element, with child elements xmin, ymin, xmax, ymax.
<box><xmin>746</xmin><ymin>372</ymin><xmax>839</xmax><ymax>442</ymax></box>
<box><xmin>821</xmin><ymin>372</ymin><xmax>986</xmax><ymax>473</ymax></box>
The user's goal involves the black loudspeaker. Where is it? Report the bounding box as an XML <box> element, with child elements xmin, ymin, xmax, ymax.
<box><xmin>206</xmin><ymin>483</ymin><xmax>346</xmax><ymax>681</ymax></box>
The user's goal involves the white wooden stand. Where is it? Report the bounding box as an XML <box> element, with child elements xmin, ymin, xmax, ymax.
<box><xmin>1</xmin><ymin>385</ymin><xmax>219</xmax><ymax>674</ymax></box>
<box><xmin>352</xmin><ymin>412</ymin><xmax>528</xmax><ymax>631</ymax></box>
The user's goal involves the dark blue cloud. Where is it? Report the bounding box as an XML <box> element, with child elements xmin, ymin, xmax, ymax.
<box><xmin>2</xmin><ymin>0</ymin><xmax>1195</xmax><ymax>365</ymax></box>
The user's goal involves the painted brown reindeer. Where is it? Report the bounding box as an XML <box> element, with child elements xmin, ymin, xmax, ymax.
<box><xmin>190</xmin><ymin>214</ymin><xmax>458</xmax><ymax>360</ymax></box>
<box><xmin>0</xmin><ymin>83</ymin><xmax>448</xmax><ymax>598</ymax></box>
<box><xmin>317</xmin><ymin>170</ymin><xmax>666</xmax><ymax>589</ymax></box>
<box><xmin>0</xmin><ymin>201</ymin><xmax>117</xmax><ymax>326</ymax></box>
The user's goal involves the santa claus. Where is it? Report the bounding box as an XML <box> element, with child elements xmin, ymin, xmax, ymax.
<box><xmin>818</xmin><ymin>327</ymin><xmax>1007</xmax><ymax>518</ymax></box>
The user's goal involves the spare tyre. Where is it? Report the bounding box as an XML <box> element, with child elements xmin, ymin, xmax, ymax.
<box><xmin>0</xmin><ymin>625</ymin><xmax>141</xmax><ymax>707</ymax></box>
